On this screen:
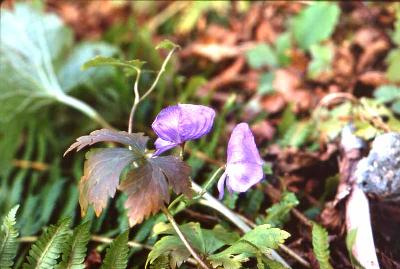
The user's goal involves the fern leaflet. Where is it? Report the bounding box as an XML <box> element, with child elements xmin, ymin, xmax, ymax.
<box><xmin>312</xmin><ymin>223</ymin><xmax>333</xmax><ymax>269</ymax></box>
<box><xmin>101</xmin><ymin>230</ymin><xmax>129</xmax><ymax>269</ymax></box>
<box><xmin>23</xmin><ymin>218</ymin><xmax>71</xmax><ymax>269</ymax></box>
<box><xmin>0</xmin><ymin>205</ymin><xmax>20</xmax><ymax>269</ymax></box>
<box><xmin>56</xmin><ymin>221</ymin><xmax>91</xmax><ymax>269</ymax></box>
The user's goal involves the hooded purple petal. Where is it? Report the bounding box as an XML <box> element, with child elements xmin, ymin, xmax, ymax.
<box><xmin>218</xmin><ymin>123</ymin><xmax>264</xmax><ymax>198</ymax></box>
<box><xmin>154</xmin><ymin>138</ymin><xmax>179</xmax><ymax>156</ymax></box>
<box><xmin>152</xmin><ymin>104</ymin><xmax>215</xmax><ymax>155</ymax></box>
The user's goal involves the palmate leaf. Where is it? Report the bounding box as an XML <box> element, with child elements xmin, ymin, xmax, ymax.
<box><xmin>56</xmin><ymin>221</ymin><xmax>91</xmax><ymax>269</ymax></box>
<box><xmin>79</xmin><ymin>148</ymin><xmax>140</xmax><ymax>216</ymax></box>
<box><xmin>101</xmin><ymin>230</ymin><xmax>129</xmax><ymax>269</ymax></box>
<box><xmin>65</xmin><ymin>129</ymin><xmax>192</xmax><ymax>226</ymax></box>
<box><xmin>23</xmin><ymin>218</ymin><xmax>71</xmax><ymax>269</ymax></box>
<box><xmin>312</xmin><ymin>223</ymin><xmax>333</xmax><ymax>269</ymax></box>
<box><xmin>119</xmin><ymin>156</ymin><xmax>191</xmax><ymax>226</ymax></box>
<box><xmin>147</xmin><ymin>223</ymin><xmax>238</xmax><ymax>268</ymax></box>
<box><xmin>0</xmin><ymin>205</ymin><xmax>20</xmax><ymax>269</ymax></box>
<box><xmin>209</xmin><ymin>224</ymin><xmax>290</xmax><ymax>269</ymax></box>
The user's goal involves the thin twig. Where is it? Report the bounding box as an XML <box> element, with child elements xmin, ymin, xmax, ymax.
<box><xmin>162</xmin><ymin>207</ymin><xmax>211</xmax><ymax>269</ymax></box>
<box><xmin>147</xmin><ymin>2</ymin><xmax>189</xmax><ymax>32</ymax></box>
<box><xmin>128</xmin><ymin>68</ymin><xmax>142</xmax><ymax>134</ymax></box>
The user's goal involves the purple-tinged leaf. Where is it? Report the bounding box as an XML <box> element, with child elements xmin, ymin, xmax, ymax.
<box><xmin>64</xmin><ymin>129</ymin><xmax>148</xmax><ymax>156</ymax></box>
<box><xmin>119</xmin><ymin>157</ymin><xmax>191</xmax><ymax>226</ymax></box>
<box><xmin>150</xmin><ymin>156</ymin><xmax>192</xmax><ymax>198</ymax></box>
<box><xmin>79</xmin><ymin>148</ymin><xmax>138</xmax><ymax>216</ymax></box>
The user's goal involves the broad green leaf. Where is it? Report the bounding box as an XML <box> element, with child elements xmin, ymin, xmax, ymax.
<box><xmin>312</xmin><ymin>223</ymin><xmax>333</xmax><ymax>269</ymax></box>
<box><xmin>147</xmin><ymin>235</ymin><xmax>190</xmax><ymax>268</ymax></box>
<box><xmin>257</xmin><ymin>192</ymin><xmax>299</xmax><ymax>228</ymax></box>
<box><xmin>0</xmin><ymin>3</ymin><xmax>116</xmax><ymax>122</ymax></box>
<box><xmin>308</xmin><ymin>44</ymin><xmax>334</xmax><ymax>79</ymax></box>
<box><xmin>148</xmin><ymin>223</ymin><xmax>239</xmax><ymax>268</ymax></box>
<box><xmin>257</xmin><ymin>73</ymin><xmax>275</xmax><ymax>95</ymax></box>
<box><xmin>23</xmin><ymin>218</ymin><xmax>71</xmax><ymax>269</ymax></box>
<box><xmin>373</xmin><ymin>85</ymin><xmax>400</xmax><ymax>103</ymax></box>
<box><xmin>58</xmin><ymin>43</ymin><xmax>118</xmax><ymax>92</ymax></box>
<box><xmin>0</xmin><ymin>205</ymin><xmax>19</xmax><ymax>269</ymax></box>
<box><xmin>385</xmin><ymin>49</ymin><xmax>400</xmax><ymax>82</ymax></box>
<box><xmin>292</xmin><ymin>2</ymin><xmax>340</xmax><ymax>50</ymax></box>
<box><xmin>101</xmin><ymin>230</ymin><xmax>129</xmax><ymax>269</ymax></box>
<box><xmin>209</xmin><ymin>225</ymin><xmax>290</xmax><ymax>268</ymax></box>
<box><xmin>155</xmin><ymin>39</ymin><xmax>180</xmax><ymax>50</ymax></box>
<box><xmin>56</xmin><ymin>221</ymin><xmax>91</xmax><ymax>269</ymax></box>
<box><xmin>246</xmin><ymin>44</ymin><xmax>278</xmax><ymax>68</ymax></box>
<box><xmin>119</xmin><ymin>157</ymin><xmax>191</xmax><ymax>226</ymax></box>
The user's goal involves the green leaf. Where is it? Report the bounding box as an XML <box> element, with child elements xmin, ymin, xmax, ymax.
<box><xmin>101</xmin><ymin>230</ymin><xmax>129</xmax><ymax>269</ymax></box>
<box><xmin>312</xmin><ymin>223</ymin><xmax>333</xmax><ymax>269</ymax></box>
<box><xmin>23</xmin><ymin>218</ymin><xmax>71</xmax><ymax>269</ymax></box>
<box><xmin>0</xmin><ymin>3</ymin><xmax>114</xmax><ymax>122</ymax></box>
<box><xmin>120</xmin><ymin>156</ymin><xmax>191</xmax><ymax>226</ymax></box>
<box><xmin>373</xmin><ymin>85</ymin><xmax>400</xmax><ymax>103</ymax></box>
<box><xmin>292</xmin><ymin>2</ymin><xmax>340</xmax><ymax>50</ymax></box>
<box><xmin>209</xmin><ymin>225</ymin><xmax>290</xmax><ymax>268</ymax></box>
<box><xmin>259</xmin><ymin>192</ymin><xmax>299</xmax><ymax>228</ymax></box>
<box><xmin>155</xmin><ymin>39</ymin><xmax>180</xmax><ymax>50</ymax></box>
<box><xmin>281</xmin><ymin>121</ymin><xmax>314</xmax><ymax>148</ymax></box>
<box><xmin>81</xmin><ymin>56</ymin><xmax>145</xmax><ymax>74</ymax></box>
<box><xmin>385</xmin><ymin>49</ymin><xmax>400</xmax><ymax>82</ymax></box>
<box><xmin>257</xmin><ymin>73</ymin><xmax>275</xmax><ymax>95</ymax></box>
<box><xmin>0</xmin><ymin>205</ymin><xmax>20</xmax><ymax>269</ymax></box>
<box><xmin>56</xmin><ymin>221</ymin><xmax>91</xmax><ymax>269</ymax></box>
<box><xmin>246</xmin><ymin>44</ymin><xmax>278</xmax><ymax>68</ymax></box>
<box><xmin>58</xmin><ymin>42</ymin><xmax>118</xmax><ymax>92</ymax></box>
<box><xmin>148</xmin><ymin>223</ymin><xmax>239</xmax><ymax>268</ymax></box>
<box><xmin>307</xmin><ymin>44</ymin><xmax>334</xmax><ymax>79</ymax></box>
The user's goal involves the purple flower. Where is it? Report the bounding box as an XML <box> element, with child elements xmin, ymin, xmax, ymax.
<box><xmin>152</xmin><ymin>104</ymin><xmax>215</xmax><ymax>155</ymax></box>
<box><xmin>218</xmin><ymin>123</ymin><xmax>264</xmax><ymax>199</ymax></box>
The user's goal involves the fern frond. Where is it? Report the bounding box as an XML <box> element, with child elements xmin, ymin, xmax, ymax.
<box><xmin>0</xmin><ymin>205</ymin><xmax>20</xmax><ymax>269</ymax></box>
<box><xmin>101</xmin><ymin>230</ymin><xmax>129</xmax><ymax>269</ymax></box>
<box><xmin>23</xmin><ymin>218</ymin><xmax>71</xmax><ymax>269</ymax></box>
<box><xmin>312</xmin><ymin>223</ymin><xmax>333</xmax><ymax>269</ymax></box>
<box><xmin>56</xmin><ymin>221</ymin><xmax>91</xmax><ymax>269</ymax></box>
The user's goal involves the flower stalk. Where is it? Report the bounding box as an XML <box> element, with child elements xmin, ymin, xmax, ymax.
<box><xmin>161</xmin><ymin>207</ymin><xmax>211</xmax><ymax>269</ymax></box>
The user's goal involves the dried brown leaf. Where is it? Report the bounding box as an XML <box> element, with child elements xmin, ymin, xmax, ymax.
<box><xmin>79</xmin><ymin>148</ymin><xmax>139</xmax><ymax>216</ymax></box>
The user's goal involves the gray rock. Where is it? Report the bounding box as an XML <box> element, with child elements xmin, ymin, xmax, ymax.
<box><xmin>355</xmin><ymin>132</ymin><xmax>400</xmax><ymax>201</ymax></box>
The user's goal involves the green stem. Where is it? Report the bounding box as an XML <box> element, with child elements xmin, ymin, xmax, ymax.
<box><xmin>56</xmin><ymin>93</ymin><xmax>112</xmax><ymax>129</ymax></box>
<box><xmin>162</xmin><ymin>207</ymin><xmax>211</xmax><ymax>269</ymax></box>
<box><xmin>139</xmin><ymin>48</ymin><xmax>177</xmax><ymax>102</ymax></box>
<box><xmin>128</xmin><ymin>68</ymin><xmax>142</xmax><ymax>134</ymax></box>
<box><xmin>191</xmin><ymin>182</ymin><xmax>291</xmax><ymax>268</ymax></box>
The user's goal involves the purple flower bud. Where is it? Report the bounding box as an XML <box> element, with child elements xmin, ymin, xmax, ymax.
<box><xmin>152</xmin><ymin>104</ymin><xmax>216</xmax><ymax>155</ymax></box>
<box><xmin>218</xmin><ymin>123</ymin><xmax>264</xmax><ymax>199</ymax></box>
